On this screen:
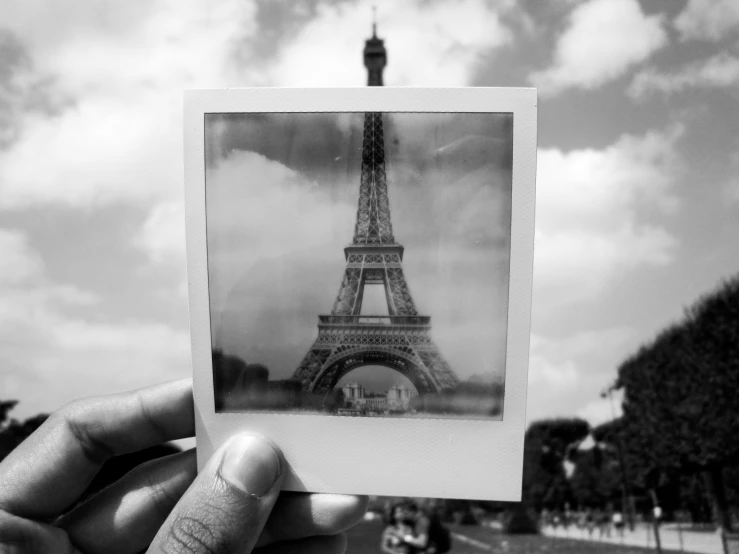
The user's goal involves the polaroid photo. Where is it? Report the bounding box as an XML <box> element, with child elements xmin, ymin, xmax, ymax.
<box><xmin>185</xmin><ymin>87</ymin><xmax>536</xmax><ymax>500</ymax></box>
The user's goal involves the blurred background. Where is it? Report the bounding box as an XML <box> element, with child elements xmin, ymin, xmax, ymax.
<box><xmin>1</xmin><ymin>0</ymin><xmax>738</xmax><ymax>552</ymax></box>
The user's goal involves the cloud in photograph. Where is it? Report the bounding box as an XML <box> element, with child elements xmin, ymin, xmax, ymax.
<box><xmin>530</xmin><ymin>0</ymin><xmax>667</xmax><ymax>96</ymax></box>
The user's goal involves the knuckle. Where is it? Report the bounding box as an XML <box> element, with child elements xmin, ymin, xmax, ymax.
<box><xmin>136</xmin><ymin>391</ymin><xmax>170</xmax><ymax>442</ymax></box>
<box><xmin>58</xmin><ymin>400</ymin><xmax>114</xmax><ymax>465</ymax></box>
<box><xmin>0</xmin><ymin>509</ymin><xmax>72</xmax><ymax>553</ymax></box>
<box><xmin>145</xmin><ymin>469</ymin><xmax>182</xmax><ymax>521</ymax></box>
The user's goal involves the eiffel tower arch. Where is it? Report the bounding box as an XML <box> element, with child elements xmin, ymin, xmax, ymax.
<box><xmin>292</xmin><ymin>22</ymin><xmax>459</xmax><ymax>396</ymax></box>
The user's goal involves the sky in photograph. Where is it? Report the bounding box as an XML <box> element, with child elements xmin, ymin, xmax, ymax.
<box><xmin>1</xmin><ymin>0</ymin><xmax>738</xmax><ymax>428</ymax></box>
<box><xmin>205</xmin><ymin>112</ymin><xmax>512</xmax><ymax>389</ymax></box>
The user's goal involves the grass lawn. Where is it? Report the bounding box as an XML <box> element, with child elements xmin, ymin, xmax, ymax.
<box><xmin>346</xmin><ymin>520</ymin><xmax>674</xmax><ymax>554</ymax></box>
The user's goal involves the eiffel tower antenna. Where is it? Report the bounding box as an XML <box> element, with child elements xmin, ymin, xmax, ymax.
<box><xmin>372</xmin><ymin>6</ymin><xmax>377</xmax><ymax>37</ymax></box>
<box><xmin>292</xmin><ymin>21</ymin><xmax>459</xmax><ymax>397</ymax></box>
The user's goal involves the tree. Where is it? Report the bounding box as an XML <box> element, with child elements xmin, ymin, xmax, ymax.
<box><xmin>0</xmin><ymin>400</ymin><xmax>48</xmax><ymax>462</ymax></box>
<box><xmin>569</xmin><ymin>446</ymin><xmax>621</xmax><ymax>509</ymax></box>
<box><xmin>0</xmin><ymin>400</ymin><xmax>18</xmax><ymax>426</ymax></box>
<box><xmin>616</xmin><ymin>274</ymin><xmax>739</xmax><ymax>533</ymax></box>
<box><xmin>323</xmin><ymin>387</ymin><xmax>346</xmax><ymax>413</ymax></box>
<box><xmin>522</xmin><ymin>418</ymin><xmax>590</xmax><ymax>511</ymax></box>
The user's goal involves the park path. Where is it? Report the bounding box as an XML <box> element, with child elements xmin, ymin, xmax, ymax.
<box><xmin>542</xmin><ymin>523</ymin><xmax>723</xmax><ymax>554</ymax></box>
<box><xmin>451</xmin><ymin>531</ymin><xmax>494</xmax><ymax>552</ymax></box>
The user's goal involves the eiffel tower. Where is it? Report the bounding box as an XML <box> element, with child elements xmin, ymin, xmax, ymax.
<box><xmin>292</xmin><ymin>20</ymin><xmax>459</xmax><ymax>395</ymax></box>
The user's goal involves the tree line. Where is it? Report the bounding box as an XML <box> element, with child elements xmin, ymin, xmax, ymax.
<box><xmin>515</xmin><ymin>273</ymin><xmax>739</xmax><ymax>533</ymax></box>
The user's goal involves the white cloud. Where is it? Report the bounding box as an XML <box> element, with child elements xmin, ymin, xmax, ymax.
<box><xmin>629</xmin><ymin>52</ymin><xmax>739</xmax><ymax>98</ymax></box>
<box><xmin>530</xmin><ymin>0</ymin><xmax>667</xmax><ymax>96</ymax></box>
<box><xmin>0</xmin><ymin>0</ymin><xmax>257</xmax><ymax>210</ymax></box>
<box><xmin>0</xmin><ymin>0</ymin><xmax>513</xmax><ymax>211</ymax></box>
<box><xmin>136</xmin><ymin>201</ymin><xmax>187</xmax><ymax>264</ymax></box>
<box><xmin>260</xmin><ymin>0</ymin><xmax>513</xmax><ymax>87</ymax></box>
<box><xmin>0</xmin><ymin>227</ymin><xmax>189</xmax><ymax>418</ymax></box>
<box><xmin>203</xmin><ymin>150</ymin><xmax>355</xmax><ymax>323</ymax></box>
<box><xmin>727</xmin><ymin>180</ymin><xmax>739</xmax><ymax>204</ymax></box>
<box><xmin>577</xmin><ymin>390</ymin><xmax>623</xmax><ymax>427</ymax></box>
<box><xmin>527</xmin><ymin>353</ymin><xmax>579</xmax><ymax>391</ymax></box>
<box><xmin>674</xmin><ymin>0</ymin><xmax>739</xmax><ymax>41</ymax></box>
<box><xmin>0</xmin><ymin>99</ymin><xmax>183</xmax><ymax>208</ymax></box>
<box><xmin>527</xmin><ymin>125</ymin><xmax>681</xmax><ymax>422</ymax></box>
<box><xmin>527</xmin><ymin>328</ymin><xmax>634</xmax><ymax>423</ymax></box>
<box><xmin>534</xmin><ymin>126</ymin><xmax>682</xmax><ymax>313</ymax></box>
<box><xmin>0</xmin><ymin>229</ymin><xmax>44</xmax><ymax>286</ymax></box>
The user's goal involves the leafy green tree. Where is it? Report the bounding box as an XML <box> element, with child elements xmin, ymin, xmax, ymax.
<box><xmin>616</xmin><ymin>275</ymin><xmax>739</xmax><ymax>532</ymax></box>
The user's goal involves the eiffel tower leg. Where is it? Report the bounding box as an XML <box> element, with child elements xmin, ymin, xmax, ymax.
<box><xmin>386</xmin><ymin>267</ymin><xmax>418</xmax><ymax>316</ymax></box>
<box><xmin>331</xmin><ymin>267</ymin><xmax>362</xmax><ymax>315</ymax></box>
<box><xmin>414</xmin><ymin>340</ymin><xmax>459</xmax><ymax>390</ymax></box>
<box><xmin>293</xmin><ymin>341</ymin><xmax>333</xmax><ymax>389</ymax></box>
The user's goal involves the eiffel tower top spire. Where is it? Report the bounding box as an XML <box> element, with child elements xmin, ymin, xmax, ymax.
<box><xmin>353</xmin><ymin>16</ymin><xmax>396</xmax><ymax>248</ymax></box>
<box><xmin>363</xmin><ymin>8</ymin><xmax>386</xmax><ymax>87</ymax></box>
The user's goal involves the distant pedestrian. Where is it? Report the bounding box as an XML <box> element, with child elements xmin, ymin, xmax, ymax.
<box><xmin>597</xmin><ymin>509</ymin><xmax>611</xmax><ymax>538</ymax></box>
<box><xmin>585</xmin><ymin>509</ymin><xmax>596</xmax><ymax>538</ymax></box>
<box><xmin>563</xmin><ymin>504</ymin><xmax>573</xmax><ymax>533</ymax></box>
<box><xmin>381</xmin><ymin>503</ymin><xmax>414</xmax><ymax>554</ymax></box>
<box><xmin>612</xmin><ymin>511</ymin><xmax>624</xmax><ymax>536</ymax></box>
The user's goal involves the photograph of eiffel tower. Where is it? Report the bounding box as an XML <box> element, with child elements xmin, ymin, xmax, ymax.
<box><xmin>204</xmin><ymin>23</ymin><xmax>512</xmax><ymax>419</ymax></box>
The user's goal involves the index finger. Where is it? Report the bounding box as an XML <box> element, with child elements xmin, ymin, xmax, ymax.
<box><xmin>0</xmin><ymin>379</ymin><xmax>194</xmax><ymax>519</ymax></box>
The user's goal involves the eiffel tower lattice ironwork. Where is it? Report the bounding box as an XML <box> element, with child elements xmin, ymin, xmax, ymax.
<box><xmin>292</xmin><ymin>22</ymin><xmax>459</xmax><ymax>395</ymax></box>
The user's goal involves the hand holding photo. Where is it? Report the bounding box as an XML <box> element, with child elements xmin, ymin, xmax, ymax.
<box><xmin>185</xmin><ymin>86</ymin><xmax>536</xmax><ymax>500</ymax></box>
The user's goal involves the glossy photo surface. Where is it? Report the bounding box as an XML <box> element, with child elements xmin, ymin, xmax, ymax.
<box><xmin>205</xmin><ymin>111</ymin><xmax>513</xmax><ymax>419</ymax></box>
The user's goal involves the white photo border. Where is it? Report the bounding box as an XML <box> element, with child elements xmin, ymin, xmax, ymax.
<box><xmin>185</xmin><ymin>87</ymin><xmax>536</xmax><ymax>501</ymax></box>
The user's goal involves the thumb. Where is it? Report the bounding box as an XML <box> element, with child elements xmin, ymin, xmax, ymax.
<box><xmin>148</xmin><ymin>434</ymin><xmax>284</xmax><ymax>554</ymax></box>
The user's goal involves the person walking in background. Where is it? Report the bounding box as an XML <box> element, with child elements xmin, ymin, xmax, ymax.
<box><xmin>613</xmin><ymin>510</ymin><xmax>624</xmax><ymax>537</ymax></box>
<box><xmin>585</xmin><ymin>508</ymin><xmax>596</xmax><ymax>538</ymax></box>
<box><xmin>398</xmin><ymin>502</ymin><xmax>451</xmax><ymax>554</ymax></box>
<box><xmin>381</xmin><ymin>503</ymin><xmax>415</xmax><ymax>554</ymax></box>
<box><xmin>596</xmin><ymin>508</ymin><xmax>612</xmax><ymax>539</ymax></box>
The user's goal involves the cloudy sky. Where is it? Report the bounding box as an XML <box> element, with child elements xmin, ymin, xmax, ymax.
<box><xmin>205</xmin><ymin>112</ymin><xmax>512</xmax><ymax>388</ymax></box>
<box><xmin>1</xmin><ymin>0</ymin><xmax>738</xmax><ymax>427</ymax></box>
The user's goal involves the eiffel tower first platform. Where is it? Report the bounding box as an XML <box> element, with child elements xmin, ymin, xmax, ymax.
<box><xmin>292</xmin><ymin>22</ymin><xmax>459</xmax><ymax>395</ymax></box>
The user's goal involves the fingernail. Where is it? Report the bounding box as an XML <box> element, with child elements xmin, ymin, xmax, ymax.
<box><xmin>220</xmin><ymin>435</ymin><xmax>281</xmax><ymax>497</ymax></box>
